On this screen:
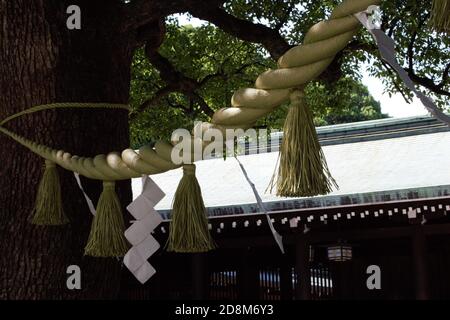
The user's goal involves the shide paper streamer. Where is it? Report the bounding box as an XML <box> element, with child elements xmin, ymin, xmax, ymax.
<box><xmin>355</xmin><ymin>8</ymin><xmax>450</xmax><ymax>127</ymax></box>
<box><xmin>234</xmin><ymin>155</ymin><xmax>285</xmax><ymax>254</ymax></box>
<box><xmin>124</xmin><ymin>175</ymin><xmax>165</xmax><ymax>283</ymax></box>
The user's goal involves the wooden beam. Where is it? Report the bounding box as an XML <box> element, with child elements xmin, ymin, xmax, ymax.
<box><xmin>213</xmin><ymin>223</ymin><xmax>450</xmax><ymax>249</ymax></box>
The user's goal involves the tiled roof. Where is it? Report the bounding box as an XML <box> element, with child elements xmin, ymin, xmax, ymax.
<box><xmin>132</xmin><ymin>115</ymin><xmax>450</xmax><ymax>218</ymax></box>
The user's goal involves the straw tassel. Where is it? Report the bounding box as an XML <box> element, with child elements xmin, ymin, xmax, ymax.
<box><xmin>429</xmin><ymin>0</ymin><xmax>450</xmax><ymax>33</ymax></box>
<box><xmin>166</xmin><ymin>164</ymin><xmax>216</xmax><ymax>253</ymax></box>
<box><xmin>32</xmin><ymin>160</ymin><xmax>68</xmax><ymax>225</ymax></box>
<box><xmin>84</xmin><ymin>181</ymin><xmax>130</xmax><ymax>257</ymax></box>
<box><xmin>270</xmin><ymin>89</ymin><xmax>338</xmax><ymax>197</ymax></box>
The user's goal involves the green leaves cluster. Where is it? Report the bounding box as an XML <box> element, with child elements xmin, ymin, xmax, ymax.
<box><xmin>129</xmin><ymin>0</ymin><xmax>448</xmax><ymax>148</ymax></box>
<box><xmin>129</xmin><ymin>20</ymin><xmax>272</xmax><ymax>147</ymax></box>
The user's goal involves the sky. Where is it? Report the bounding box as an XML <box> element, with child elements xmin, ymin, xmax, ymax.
<box><xmin>174</xmin><ymin>14</ymin><xmax>429</xmax><ymax>119</ymax></box>
<box><xmin>362</xmin><ymin>66</ymin><xmax>427</xmax><ymax>118</ymax></box>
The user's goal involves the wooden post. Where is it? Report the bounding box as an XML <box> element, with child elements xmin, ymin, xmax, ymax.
<box><xmin>412</xmin><ymin>227</ymin><xmax>429</xmax><ymax>300</ymax></box>
<box><xmin>295</xmin><ymin>236</ymin><xmax>311</xmax><ymax>300</ymax></box>
<box><xmin>192</xmin><ymin>253</ymin><xmax>207</xmax><ymax>299</ymax></box>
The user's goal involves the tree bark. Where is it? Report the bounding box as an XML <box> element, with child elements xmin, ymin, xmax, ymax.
<box><xmin>0</xmin><ymin>0</ymin><xmax>134</xmax><ymax>299</ymax></box>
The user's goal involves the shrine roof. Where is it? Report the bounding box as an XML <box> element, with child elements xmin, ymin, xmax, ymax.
<box><xmin>132</xmin><ymin>114</ymin><xmax>450</xmax><ymax>218</ymax></box>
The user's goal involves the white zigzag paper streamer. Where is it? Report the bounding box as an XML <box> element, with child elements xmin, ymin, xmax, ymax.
<box><xmin>355</xmin><ymin>6</ymin><xmax>450</xmax><ymax>126</ymax></box>
<box><xmin>124</xmin><ymin>175</ymin><xmax>165</xmax><ymax>284</ymax></box>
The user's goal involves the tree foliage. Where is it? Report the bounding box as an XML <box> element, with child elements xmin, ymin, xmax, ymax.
<box><xmin>128</xmin><ymin>0</ymin><xmax>448</xmax><ymax>148</ymax></box>
<box><xmin>129</xmin><ymin>21</ymin><xmax>274</xmax><ymax>147</ymax></box>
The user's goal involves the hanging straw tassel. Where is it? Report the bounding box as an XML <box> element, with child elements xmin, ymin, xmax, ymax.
<box><xmin>270</xmin><ymin>89</ymin><xmax>338</xmax><ymax>197</ymax></box>
<box><xmin>166</xmin><ymin>164</ymin><xmax>216</xmax><ymax>253</ymax></box>
<box><xmin>429</xmin><ymin>0</ymin><xmax>450</xmax><ymax>33</ymax></box>
<box><xmin>84</xmin><ymin>181</ymin><xmax>129</xmax><ymax>257</ymax></box>
<box><xmin>32</xmin><ymin>160</ymin><xmax>68</xmax><ymax>225</ymax></box>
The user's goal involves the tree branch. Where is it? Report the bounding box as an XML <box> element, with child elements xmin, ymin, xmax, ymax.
<box><xmin>187</xmin><ymin>5</ymin><xmax>291</xmax><ymax>59</ymax></box>
<box><xmin>440</xmin><ymin>63</ymin><xmax>450</xmax><ymax>88</ymax></box>
<box><xmin>167</xmin><ymin>97</ymin><xmax>190</xmax><ymax>113</ymax></box>
<box><xmin>132</xmin><ymin>86</ymin><xmax>173</xmax><ymax>118</ymax></box>
<box><xmin>405</xmin><ymin>68</ymin><xmax>450</xmax><ymax>97</ymax></box>
<box><xmin>188</xmin><ymin>92</ymin><xmax>215</xmax><ymax>117</ymax></box>
<box><xmin>380</xmin><ymin>60</ymin><xmax>413</xmax><ymax>103</ymax></box>
<box><xmin>403</xmin><ymin>15</ymin><xmax>449</xmax><ymax>97</ymax></box>
<box><xmin>122</xmin><ymin>0</ymin><xmax>225</xmax><ymax>32</ymax></box>
<box><xmin>344</xmin><ymin>40</ymin><xmax>377</xmax><ymax>54</ymax></box>
<box><xmin>345</xmin><ymin>38</ymin><xmax>449</xmax><ymax>97</ymax></box>
<box><xmin>274</xmin><ymin>1</ymin><xmax>296</xmax><ymax>31</ymax></box>
<box><xmin>132</xmin><ymin>31</ymin><xmax>217</xmax><ymax>117</ymax></box>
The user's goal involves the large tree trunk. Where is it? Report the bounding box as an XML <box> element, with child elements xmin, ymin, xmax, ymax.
<box><xmin>0</xmin><ymin>0</ymin><xmax>135</xmax><ymax>299</ymax></box>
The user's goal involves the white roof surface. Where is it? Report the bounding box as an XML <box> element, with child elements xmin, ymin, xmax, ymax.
<box><xmin>132</xmin><ymin>131</ymin><xmax>450</xmax><ymax>212</ymax></box>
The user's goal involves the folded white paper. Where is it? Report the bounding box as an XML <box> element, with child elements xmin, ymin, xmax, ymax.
<box><xmin>124</xmin><ymin>247</ymin><xmax>146</xmax><ymax>272</ymax></box>
<box><xmin>355</xmin><ymin>7</ymin><xmax>450</xmax><ymax>126</ymax></box>
<box><xmin>135</xmin><ymin>234</ymin><xmax>160</xmax><ymax>260</ymax></box>
<box><xmin>141</xmin><ymin>175</ymin><xmax>165</xmax><ymax>204</ymax></box>
<box><xmin>134</xmin><ymin>262</ymin><xmax>157</xmax><ymax>284</ymax></box>
<box><xmin>126</xmin><ymin>194</ymin><xmax>158</xmax><ymax>220</ymax></box>
<box><xmin>123</xmin><ymin>175</ymin><xmax>165</xmax><ymax>284</ymax></box>
<box><xmin>73</xmin><ymin>172</ymin><xmax>96</xmax><ymax>215</ymax></box>
<box><xmin>124</xmin><ymin>212</ymin><xmax>163</xmax><ymax>245</ymax></box>
<box><xmin>234</xmin><ymin>156</ymin><xmax>285</xmax><ymax>254</ymax></box>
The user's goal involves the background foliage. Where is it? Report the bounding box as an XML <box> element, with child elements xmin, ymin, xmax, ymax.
<box><xmin>129</xmin><ymin>0</ymin><xmax>448</xmax><ymax>148</ymax></box>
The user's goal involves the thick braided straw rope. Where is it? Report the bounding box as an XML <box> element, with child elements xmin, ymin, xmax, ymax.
<box><xmin>0</xmin><ymin>0</ymin><xmax>380</xmax><ymax>181</ymax></box>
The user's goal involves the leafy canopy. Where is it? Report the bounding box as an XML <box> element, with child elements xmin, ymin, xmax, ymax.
<box><xmin>129</xmin><ymin>0</ymin><xmax>448</xmax><ymax>148</ymax></box>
